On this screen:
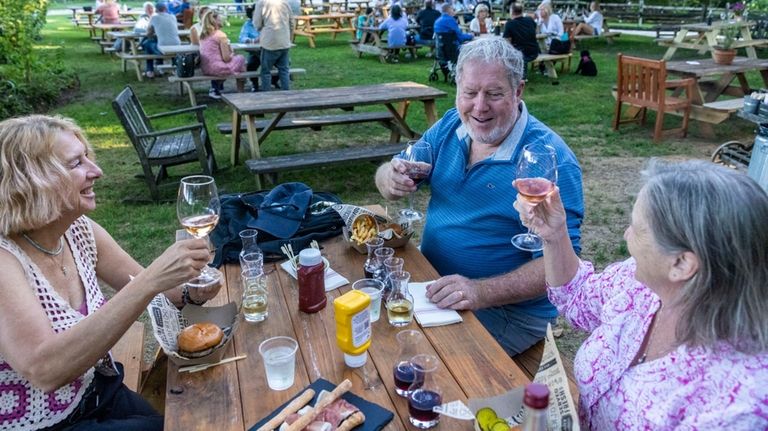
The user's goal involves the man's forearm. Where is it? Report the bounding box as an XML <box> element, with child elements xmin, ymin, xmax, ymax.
<box><xmin>476</xmin><ymin>258</ymin><xmax>547</xmax><ymax>307</ymax></box>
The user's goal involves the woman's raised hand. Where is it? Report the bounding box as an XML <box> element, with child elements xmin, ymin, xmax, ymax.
<box><xmin>512</xmin><ymin>184</ymin><xmax>568</xmax><ymax>244</ymax></box>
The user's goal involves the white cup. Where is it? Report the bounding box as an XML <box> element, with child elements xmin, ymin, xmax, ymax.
<box><xmin>258</xmin><ymin>336</ymin><xmax>298</xmax><ymax>390</ymax></box>
<box><xmin>352</xmin><ymin>278</ymin><xmax>385</xmax><ymax>323</ymax></box>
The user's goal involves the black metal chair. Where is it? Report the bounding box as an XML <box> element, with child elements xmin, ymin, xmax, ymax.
<box><xmin>112</xmin><ymin>85</ymin><xmax>217</xmax><ymax>201</ymax></box>
<box><xmin>428</xmin><ymin>32</ymin><xmax>459</xmax><ymax>84</ymax></box>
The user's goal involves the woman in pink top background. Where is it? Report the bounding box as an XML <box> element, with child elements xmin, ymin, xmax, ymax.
<box><xmin>199</xmin><ymin>10</ymin><xmax>246</xmax><ymax>99</ymax></box>
<box><xmin>515</xmin><ymin>159</ymin><xmax>768</xmax><ymax>429</ymax></box>
<box><xmin>95</xmin><ymin>0</ymin><xmax>120</xmax><ymax>24</ymax></box>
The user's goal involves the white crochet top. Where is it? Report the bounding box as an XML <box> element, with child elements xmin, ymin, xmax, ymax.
<box><xmin>0</xmin><ymin>216</ymin><xmax>106</xmax><ymax>430</ymax></box>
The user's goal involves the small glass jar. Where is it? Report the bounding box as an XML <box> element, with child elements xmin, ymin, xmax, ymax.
<box><xmin>239</xmin><ymin>229</ymin><xmax>263</xmax><ymax>273</ymax></box>
<box><xmin>386</xmin><ymin>270</ymin><xmax>413</xmax><ymax>327</ymax></box>
<box><xmin>393</xmin><ymin>329</ymin><xmax>423</xmax><ymax>397</ymax></box>
<box><xmin>363</xmin><ymin>237</ymin><xmax>384</xmax><ymax>279</ymax></box>
<box><xmin>408</xmin><ymin>354</ymin><xmax>442</xmax><ymax>429</ymax></box>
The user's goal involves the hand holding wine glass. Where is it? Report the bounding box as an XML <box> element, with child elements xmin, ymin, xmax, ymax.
<box><xmin>177</xmin><ymin>175</ymin><xmax>221</xmax><ymax>283</ymax></box>
<box><xmin>511</xmin><ymin>144</ymin><xmax>557</xmax><ymax>252</ymax></box>
<box><xmin>394</xmin><ymin>140</ymin><xmax>433</xmax><ymax>222</ymax></box>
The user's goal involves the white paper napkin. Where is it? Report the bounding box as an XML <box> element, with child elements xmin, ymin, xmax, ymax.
<box><xmin>280</xmin><ymin>260</ymin><xmax>349</xmax><ymax>291</ymax></box>
<box><xmin>409</xmin><ymin>281</ymin><xmax>463</xmax><ymax>327</ymax></box>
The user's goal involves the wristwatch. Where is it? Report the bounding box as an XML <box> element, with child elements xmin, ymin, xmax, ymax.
<box><xmin>182</xmin><ymin>284</ymin><xmax>206</xmax><ymax>306</ymax></box>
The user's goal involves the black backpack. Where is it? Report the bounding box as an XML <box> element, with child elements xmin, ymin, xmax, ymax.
<box><xmin>210</xmin><ymin>185</ymin><xmax>344</xmax><ymax>266</ymax></box>
<box><xmin>175</xmin><ymin>53</ymin><xmax>197</xmax><ymax>78</ymax></box>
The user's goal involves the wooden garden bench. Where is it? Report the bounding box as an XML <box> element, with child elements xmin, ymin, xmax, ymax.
<box><xmin>167</xmin><ymin>68</ymin><xmax>307</xmax><ymax>105</ymax></box>
<box><xmin>574</xmin><ymin>23</ymin><xmax>621</xmax><ymax>45</ymax></box>
<box><xmin>245</xmin><ymin>142</ymin><xmax>405</xmax><ymax>184</ymax></box>
<box><xmin>112</xmin><ymin>321</ymin><xmax>146</xmax><ymax>392</ymax></box>
<box><xmin>530</xmin><ymin>53</ymin><xmax>573</xmax><ymax>79</ymax></box>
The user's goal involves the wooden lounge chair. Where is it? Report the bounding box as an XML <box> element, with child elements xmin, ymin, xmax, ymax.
<box><xmin>612</xmin><ymin>53</ymin><xmax>695</xmax><ymax>142</ymax></box>
<box><xmin>112</xmin><ymin>85</ymin><xmax>217</xmax><ymax>201</ymax></box>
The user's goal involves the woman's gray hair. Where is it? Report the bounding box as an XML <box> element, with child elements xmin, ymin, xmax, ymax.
<box><xmin>455</xmin><ymin>36</ymin><xmax>524</xmax><ymax>91</ymax></box>
<box><xmin>475</xmin><ymin>3</ymin><xmax>489</xmax><ymax>13</ymax></box>
<box><xmin>640</xmin><ymin>158</ymin><xmax>768</xmax><ymax>353</ymax></box>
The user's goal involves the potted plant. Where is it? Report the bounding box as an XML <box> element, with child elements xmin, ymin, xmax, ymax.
<box><xmin>713</xmin><ymin>24</ymin><xmax>740</xmax><ymax>64</ymax></box>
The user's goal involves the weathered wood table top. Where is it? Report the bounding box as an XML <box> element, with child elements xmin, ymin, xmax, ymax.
<box><xmin>665</xmin><ymin>56</ymin><xmax>768</xmax><ymax>77</ymax></box>
<box><xmin>158</xmin><ymin>42</ymin><xmax>261</xmax><ymax>55</ymax></box>
<box><xmin>164</xmin><ymin>220</ymin><xmax>531</xmax><ymax>431</ymax></box>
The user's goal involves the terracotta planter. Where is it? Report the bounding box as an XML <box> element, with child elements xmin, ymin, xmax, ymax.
<box><xmin>713</xmin><ymin>48</ymin><xmax>737</xmax><ymax>65</ymax></box>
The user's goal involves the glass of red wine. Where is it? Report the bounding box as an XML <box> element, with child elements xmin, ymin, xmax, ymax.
<box><xmin>407</xmin><ymin>354</ymin><xmax>442</xmax><ymax>429</ymax></box>
<box><xmin>394</xmin><ymin>140</ymin><xmax>433</xmax><ymax>222</ymax></box>
<box><xmin>511</xmin><ymin>144</ymin><xmax>557</xmax><ymax>252</ymax></box>
<box><xmin>177</xmin><ymin>175</ymin><xmax>221</xmax><ymax>283</ymax></box>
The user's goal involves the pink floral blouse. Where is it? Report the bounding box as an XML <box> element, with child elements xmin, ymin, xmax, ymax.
<box><xmin>548</xmin><ymin>258</ymin><xmax>768</xmax><ymax>430</ymax></box>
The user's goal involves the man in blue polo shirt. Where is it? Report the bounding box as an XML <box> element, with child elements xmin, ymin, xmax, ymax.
<box><xmin>375</xmin><ymin>36</ymin><xmax>583</xmax><ymax>356</ymax></box>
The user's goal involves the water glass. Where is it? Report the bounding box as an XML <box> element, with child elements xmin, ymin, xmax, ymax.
<box><xmin>241</xmin><ymin>251</ymin><xmax>264</xmax><ymax>273</ymax></box>
<box><xmin>242</xmin><ymin>268</ymin><xmax>268</xmax><ymax>323</ymax></box>
<box><xmin>374</xmin><ymin>247</ymin><xmax>395</xmax><ymax>297</ymax></box>
<box><xmin>258</xmin><ymin>336</ymin><xmax>298</xmax><ymax>390</ymax></box>
<box><xmin>352</xmin><ymin>278</ymin><xmax>385</xmax><ymax>322</ymax></box>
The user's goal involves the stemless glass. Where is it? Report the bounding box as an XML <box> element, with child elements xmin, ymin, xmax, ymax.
<box><xmin>177</xmin><ymin>175</ymin><xmax>221</xmax><ymax>282</ymax></box>
<box><xmin>408</xmin><ymin>354</ymin><xmax>442</xmax><ymax>429</ymax></box>
<box><xmin>511</xmin><ymin>144</ymin><xmax>557</xmax><ymax>252</ymax></box>
<box><xmin>394</xmin><ymin>140</ymin><xmax>433</xmax><ymax>222</ymax></box>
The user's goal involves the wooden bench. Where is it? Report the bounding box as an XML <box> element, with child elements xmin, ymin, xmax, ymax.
<box><xmin>168</xmin><ymin>68</ymin><xmax>307</xmax><ymax>106</ymax></box>
<box><xmin>245</xmin><ymin>142</ymin><xmax>405</xmax><ymax>183</ymax></box>
<box><xmin>513</xmin><ymin>339</ymin><xmax>579</xmax><ymax>408</ymax></box>
<box><xmin>116</xmin><ymin>51</ymin><xmax>174</xmax><ymax>81</ymax></box>
<box><xmin>530</xmin><ymin>53</ymin><xmax>572</xmax><ymax>80</ymax></box>
<box><xmin>217</xmin><ymin>111</ymin><xmax>396</xmax><ymax>135</ymax></box>
<box><xmin>112</xmin><ymin>321</ymin><xmax>146</xmax><ymax>392</ymax></box>
<box><xmin>349</xmin><ymin>40</ymin><xmax>426</xmax><ymax>63</ymax></box>
<box><xmin>573</xmin><ymin>23</ymin><xmax>621</xmax><ymax>45</ymax></box>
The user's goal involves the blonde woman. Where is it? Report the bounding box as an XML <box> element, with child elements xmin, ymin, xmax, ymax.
<box><xmin>469</xmin><ymin>4</ymin><xmax>494</xmax><ymax>36</ymax></box>
<box><xmin>537</xmin><ymin>3</ymin><xmax>563</xmax><ymax>48</ymax></box>
<box><xmin>199</xmin><ymin>10</ymin><xmax>246</xmax><ymax>99</ymax></box>
<box><xmin>189</xmin><ymin>5</ymin><xmax>210</xmax><ymax>45</ymax></box>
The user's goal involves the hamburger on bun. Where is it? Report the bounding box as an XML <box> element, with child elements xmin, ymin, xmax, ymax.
<box><xmin>178</xmin><ymin>322</ymin><xmax>224</xmax><ymax>358</ymax></box>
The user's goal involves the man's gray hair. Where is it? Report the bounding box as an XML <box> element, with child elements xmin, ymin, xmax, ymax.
<box><xmin>455</xmin><ymin>36</ymin><xmax>525</xmax><ymax>90</ymax></box>
<box><xmin>640</xmin><ymin>158</ymin><xmax>768</xmax><ymax>353</ymax></box>
<box><xmin>440</xmin><ymin>2</ymin><xmax>453</xmax><ymax>13</ymax></box>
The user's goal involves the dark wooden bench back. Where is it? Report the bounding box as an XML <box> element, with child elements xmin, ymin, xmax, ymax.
<box><xmin>113</xmin><ymin>85</ymin><xmax>154</xmax><ymax>158</ymax></box>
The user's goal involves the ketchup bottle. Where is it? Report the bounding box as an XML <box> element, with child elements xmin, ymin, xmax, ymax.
<box><xmin>298</xmin><ymin>248</ymin><xmax>326</xmax><ymax>313</ymax></box>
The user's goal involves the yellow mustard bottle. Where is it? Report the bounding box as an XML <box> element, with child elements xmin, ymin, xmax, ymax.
<box><xmin>333</xmin><ymin>290</ymin><xmax>372</xmax><ymax>368</ymax></box>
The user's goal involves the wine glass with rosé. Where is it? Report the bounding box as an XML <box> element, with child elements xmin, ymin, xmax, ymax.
<box><xmin>511</xmin><ymin>144</ymin><xmax>557</xmax><ymax>252</ymax></box>
<box><xmin>177</xmin><ymin>175</ymin><xmax>221</xmax><ymax>282</ymax></box>
<box><xmin>394</xmin><ymin>140</ymin><xmax>433</xmax><ymax>222</ymax></box>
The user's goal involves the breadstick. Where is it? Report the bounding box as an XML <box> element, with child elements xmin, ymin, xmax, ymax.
<box><xmin>255</xmin><ymin>388</ymin><xmax>316</xmax><ymax>431</ymax></box>
<box><xmin>336</xmin><ymin>411</ymin><xmax>366</xmax><ymax>431</ymax></box>
<box><xmin>286</xmin><ymin>379</ymin><xmax>353</xmax><ymax>431</ymax></box>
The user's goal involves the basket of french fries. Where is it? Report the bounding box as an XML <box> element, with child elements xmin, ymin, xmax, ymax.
<box><xmin>333</xmin><ymin>204</ymin><xmax>414</xmax><ymax>253</ymax></box>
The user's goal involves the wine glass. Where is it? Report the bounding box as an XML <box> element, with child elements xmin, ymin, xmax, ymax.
<box><xmin>177</xmin><ymin>175</ymin><xmax>221</xmax><ymax>282</ymax></box>
<box><xmin>395</xmin><ymin>140</ymin><xmax>433</xmax><ymax>222</ymax></box>
<box><xmin>511</xmin><ymin>144</ymin><xmax>557</xmax><ymax>252</ymax></box>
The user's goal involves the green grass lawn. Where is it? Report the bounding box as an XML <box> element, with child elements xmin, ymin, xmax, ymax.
<box><xmin>39</xmin><ymin>8</ymin><xmax>757</xmax><ymax>268</ymax></box>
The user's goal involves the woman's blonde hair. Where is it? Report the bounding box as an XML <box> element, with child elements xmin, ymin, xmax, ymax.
<box><xmin>0</xmin><ymin>115</ymin><xmax>92</xmax><ymax>235</ymax></box>
<box><xmin>200</xmin><ymin>10</ymin><xmax>219</xmax><ymax>39</ymax></box>
<box><xmin>538</xmin><ymin>3</ymin><xmax>552</xmax><ymax>15</ymax></box>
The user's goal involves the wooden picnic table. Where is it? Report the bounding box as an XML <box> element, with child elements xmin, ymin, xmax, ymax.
<box><xmin>293</xmin><ymin>13</ymin><xmax>357</xmax><ymax>47</ymax></box>
<box><xmin>220</xmin><ymin>81</ymin><xmax>446</xmax><ymax>173</ymax></box>
<box><xmin>164</xmin><ymin>222</ymin><xmax>533</xmax><ymax>431</ymax></box>
<box><xmin>350</xmin><ymin>25</ymin><xmax>424</xmax><ymax>63</ymax></box>
<box><xmin>158</xmin><ymin>42</ymin><xmax>261</xmax><ymax>56</ymax></box>
<box><xmin>660</xmin><ymin>20</ymin><xmax>768</xmax><ymax>61</ymax></box>
<box><xmin>664</xmin><ymin>56</ymin><xmax>768</xmax><ymax>134</ymax></box>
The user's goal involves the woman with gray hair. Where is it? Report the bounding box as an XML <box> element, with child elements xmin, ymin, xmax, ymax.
<box><xmin>0</xmin><ymin>115</ymin><xmax>218</xmax><ymax>430</ymax></box>
<box><xmin>515</xmin><ymin>159</ymin><xmax>768</xmax><ymax>428</ymax></box>
<box><xmin>469</xmin><ymin>3</ymin><xmax>493</xmax><ymax>36</ymax></box>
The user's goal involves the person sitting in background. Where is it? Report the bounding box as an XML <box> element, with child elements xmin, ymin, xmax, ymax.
<box><xmin>469</xmin><ymin>3</ymin><xmax>493</xmax><ymax>36</ymax></box>
<box><xmin>95</xmin><ymin>0</ymin><xmax>121</xmax><ymax>24</ymax></box>
<box><xmin>189</xmin><ymin>5</ymin><xmax>211</xmax><ymax>44</ymax></box>
<box><xmin>502</xmin><ymin>3</ymin><xmax>539</xmax><ymax>79</ymax></box>
<box><xmin>537</xmin><ymin>3</ymin><xmax>563</xmax><ymax>49</ymax></box>
<box><xmin>199</xmin><ymin>10</ymin><xmax>246</xmax><ymax>99</ymax></box>
<box><xmin>141</xmin><ymin>1</ymin><xmax>181</xmax><ymax>79</ymax></box>
<box><xmin>415</xmin><ymin>0</ymin><xmax>440</xmax><ymax>46</ymax></box>
<box><xmin>572</xmin><ymin>1</ymin><xmax>602</xmax><ymax>38</ymax></box>
<box><xmin>0</xmin><ymin>115</ymin><xmax>219</xmax><ymax>431</ymax></box>
<box><xmin>357</xmin><ymin>7</ymin><xmax>375</xmax><ymax>41</ymax></box>
<box><xmin>433</xmin><ymin>3</ymin><xmax>473</xmax><ymax>46</ymax></box>
<box><xmin>515</xmin><ymin>159</ymin><xmax>768</xmax><ymax>428</ymax></box>
<box><xmin>378</xmin><ymin>4</ymin><xmax>409</xmax><ymax>48</ymax></box>
<box><xmin>375</xmin><ymin>37</ymin><xmax>583</xmax><ymax>357</ymax></box>
<box><xmin>239</xmin><ymin>5</ymin><xmax>262</xmax><ymax>92</ymax></box>
<box><xmin>113</xmin><ymin>1</ymin><xmax>154</xmax><ymax>52</ymax></box>
<box><xmin>168</xmin><ymin>0</ymin><xmax>190</xmax><ymax>20</ymax></box>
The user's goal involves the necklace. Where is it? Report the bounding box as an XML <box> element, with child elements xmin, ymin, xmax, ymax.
<box><xmin>636</xmin><ymin>302</ymin><xmax>676</xmax><ymax>365</ymax></box>
<box><xmin>21</xmin><ymin>233</ymin><xmax>69</xmax><ymax>277</ymax></box>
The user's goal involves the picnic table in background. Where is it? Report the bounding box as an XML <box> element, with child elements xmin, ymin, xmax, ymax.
<box><xmin>164</xmin><ymin>221</ymin><xmax>533</xmax><ymax>431</ymax></box>
<box><xmin>158</xmin><ymin>42</ymin><xmax>261</xmax><ymax>56</ymax></box>
<box><xmin>219</xmin><ymin>81</ymin><xmax>446</xmax><ymax>187</ymax></box>
<box><xmin>293</xmin><ymin>13</ymin><xmax>357</xmax><ymax>47</ymax></box>
<box><xmin>664</xmin><ymin>56</ymin><xmax>768</xmax><ymax>134</ymax></box>
<box><xmin>659</xmin><ymin>20</ymin><xmax>768</xmax><ymax>60</ymax></box>
<box><xmin>350</xmin><ymin>25</ymin><xmax>425</xmax><ymax>63</ymax></box>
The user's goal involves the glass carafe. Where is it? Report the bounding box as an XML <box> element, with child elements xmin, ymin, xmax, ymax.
<box><xmin>363</xmin><ymin>237</ymin><xmax>384</xmax><ymax>279</ymax></box>
<box><xmin>393</xmin><ymin>329</ymin><xmax>423</xmax><ymax>397</ymax></box>
<box><xmin>239</xmin><ymin>229</ymin><xmax>263</xmax><ymax>273</ymax></box>
<box><xmin>386</xmin><ymin>270</ymin><xmax>413</xmax><ymax>327</ymax></box>
<box><xmin>408</xmin><ymin>354</ymin><xmax>442</xmax><ymax>429</ymax></box>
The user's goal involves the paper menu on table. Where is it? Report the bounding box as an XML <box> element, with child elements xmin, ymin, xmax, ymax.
<box><xmin>408</xmin><ymin>281</ymin><xmax>463</xmax><ymax>327</ymax></box>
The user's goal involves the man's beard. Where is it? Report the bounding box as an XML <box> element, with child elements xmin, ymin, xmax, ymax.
<box><xmin>462</xmin><ymin>115</ymin><xmax>515</xmax><ymax>146</ymax></box>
